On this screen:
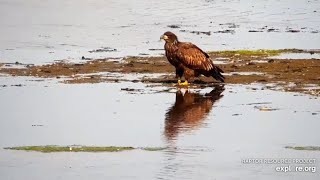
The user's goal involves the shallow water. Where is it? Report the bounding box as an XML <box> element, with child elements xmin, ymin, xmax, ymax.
<box><xmin>1</xmin><ymin>0</ymin><xmax>320</xmax><ymax>64</ymax></box>
<box><xmin>0</xmin><ymin>76</ymin><xmax>319</xmax><ymax>179</ymax></box>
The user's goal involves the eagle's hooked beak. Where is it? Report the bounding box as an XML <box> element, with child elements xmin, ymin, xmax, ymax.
<box><xmin>160</xmin><ymin>34</ymin><xmax>168</xmax><ymax>40</ymax></box>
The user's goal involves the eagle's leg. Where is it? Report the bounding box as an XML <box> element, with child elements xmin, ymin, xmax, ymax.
<box><xmin>176</xmin><ymin>67</ymin><xmax>189</xmax><ymax>86</ymax></box>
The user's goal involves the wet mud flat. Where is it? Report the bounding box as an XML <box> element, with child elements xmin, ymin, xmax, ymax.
<box><xmin>1</xmin><ymin>49</ymin><xmax>319</xmax><ymax>96</ymax></box>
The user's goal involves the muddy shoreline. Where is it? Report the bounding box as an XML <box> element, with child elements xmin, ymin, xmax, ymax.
<box><xmin>0</xmin><ymin>49</ymin><xmax>319</xmax><ymax>96</ymax></box>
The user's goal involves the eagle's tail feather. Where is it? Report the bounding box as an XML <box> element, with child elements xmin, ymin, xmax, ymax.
<box><xmin>211</xmin><ymin>66</ymin><xmax>225</xmax><ymax>83</ymax></box>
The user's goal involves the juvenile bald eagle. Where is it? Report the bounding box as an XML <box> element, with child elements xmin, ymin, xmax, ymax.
<box><xmin>160</xmin><ymin>31</ymin><xmax>224</xmax><ymax>85</ymax></box>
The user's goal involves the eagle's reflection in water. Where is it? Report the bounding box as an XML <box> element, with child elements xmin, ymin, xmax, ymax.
<box><xmin>164</xmin><ymin>84</ymin><xmax>225</xmax><ymax>142</ymax></box>
<box><xmin>157</xmin><ymin>85</ymin><xmax>224</xmax><ymax>179</ymax></box>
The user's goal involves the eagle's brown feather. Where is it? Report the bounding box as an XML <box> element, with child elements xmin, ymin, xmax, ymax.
<box><xmin>177</xmin><ymin>43</ymin><xmax>211</xmax><ymax>70</ymax></box>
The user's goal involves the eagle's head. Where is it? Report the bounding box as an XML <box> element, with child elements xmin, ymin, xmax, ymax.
<box><xmin>160</xmin><ymin>31</ymin><xmax>178</xmax><ymax>43</ymax></box>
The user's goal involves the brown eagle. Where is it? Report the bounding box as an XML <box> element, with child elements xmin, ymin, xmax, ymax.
<box><xmin>160</xmin><ymin>31</ymin><xmax>224</xmax><ymax>85</ymax></box>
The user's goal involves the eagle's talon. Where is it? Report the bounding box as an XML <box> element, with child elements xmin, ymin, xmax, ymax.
<box><xmin>178</xmin><ymin>80</ymin><xmax>189</xmax><ymax>86</ymax></box>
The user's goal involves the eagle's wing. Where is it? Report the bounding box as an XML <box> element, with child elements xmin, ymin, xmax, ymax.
<box><xmin>175</xmin><ymin>42</ymin><xmax>214</xmax><ymax>71</ymax></box>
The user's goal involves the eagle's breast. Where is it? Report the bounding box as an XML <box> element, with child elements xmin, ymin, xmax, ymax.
<box><xmin>164</xmin><ymin>42</ymin><xmax>180</xmax><ymax>67</ymax></box>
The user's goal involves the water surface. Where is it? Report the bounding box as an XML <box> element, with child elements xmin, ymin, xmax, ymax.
<box><xmin>1</xmin><ymin>0</ymin><xmax>319</xmax><ymax>64</ymax></box>
<box><xmin>0</xmin><ymin>76</ymin><xmax>319</xmax><ymax>179</ymax></box>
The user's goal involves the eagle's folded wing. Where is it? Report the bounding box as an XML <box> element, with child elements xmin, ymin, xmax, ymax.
<box><xmin>176</xmin><ymin>43</ymin><xmax>214</xmax><ymax>71</ymax></box>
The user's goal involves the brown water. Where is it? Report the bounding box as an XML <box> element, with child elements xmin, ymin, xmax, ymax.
<box><xmin>1</xmin><ymin>0</ymin><xmax>320</xmax><ymax>64</ymax></box>
<box><xmin>0</xmin><ymin>75</ymin><xmax>319</xmax><ymax>179</ymax></box>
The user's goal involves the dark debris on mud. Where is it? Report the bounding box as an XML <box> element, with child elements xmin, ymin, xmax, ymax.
<box><xmin>179</xmin><ymin>30</ymin><xmax>211</xmax><ymax>35</ymax></box>
<box><xmin>247</xmin><ymin>27</ymin><xmax>319</xmax><ymax>34</ymax></box>
<box><xmin>167</xmin><ymin>25</ymin><xmax>181</xmax><ymax>29</ymax></box>
<box><xmin>89</xmin><ymin>47</ymin><xmax>117</xmax><ymax>53</ymax></box>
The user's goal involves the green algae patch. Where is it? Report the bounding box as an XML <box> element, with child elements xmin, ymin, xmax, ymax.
<box><xmin>209</xmin><ymin>49</ymin><xmax>281</xmax><ymax>57</ymax></box>
<box><xmin>4</xmin><ymin>145</ymin><xmax>170</xmax><ymax>153</ymax></box>
<box><xmin>142</xmin><ymin>147</ymin><xmax>167</xmax><ymax>151</ymax></box>
<box><xmin>285</xmin><ymin>146</ymin><xmax>320</xmax><ymax>151</ymax></box>
<box><xmin>208</xmin><ymin>49</ymin><xmax>318</xmax><ymax>57</ymax></box>
<box><xmin>4</xmin><ymin>145</ymin><xmax>135</xmax><ymax>153</ymax></box>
